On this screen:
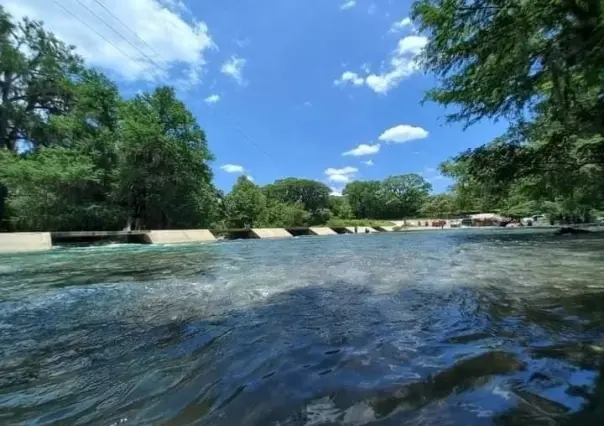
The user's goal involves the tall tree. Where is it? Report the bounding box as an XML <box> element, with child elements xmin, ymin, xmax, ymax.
<box><xmin>413</xmin><ymin>0</ymin><xmax>604</xmax><ymax>215</ymax></box>
<box><xmin>343</xmin><ymin>180</ymin><xmax>385</xmax><ymax>219</ymax></box>
<box><xmin>420</xmin><ymin>193</ymin><xmax>454</xmax><ymax>217</ymax></box>
<box><xmin>0</xmin><ymin>7</ymin><xmax>83</xmax><ymax>151</ymax></box>
<box><xmin>263</xmin><ymin>178</ymin><xmax>331</xmax><ymax>211</ymax></box>
<box><xmin>328</xmin><ymin>195</ymin><xmax>353</xmax><ymax>219</ymax></box>
<box><xmin>116</xmin><ymin>86</ymin><xmax>217</xmax><ymax>230</ymax></box>
<box><xmin>225</xmin><ymin>176</ymin><xmax>267</xmax><ymax>228</ymax></box>
<box><xmin>0</xmin><ymin>68</ymin><xmax>124</xmax><ymax>231</ymax></box>
<box><xmin>381</xmin><ymin>174</ymin><xmax>432</xmax><ymax>218</ymax></box>
<box><xmin>0</xmin><ymin>147</ymin><xmax>104</xmax><ymax>231</ymax></box>
<box><xmin>260</xmin><ymin>200</ymin><xmax>310</xmax><ymax>227</ymax></box>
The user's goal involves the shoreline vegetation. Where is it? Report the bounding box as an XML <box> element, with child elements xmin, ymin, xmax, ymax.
<box><xmin>1</xmin><ymin>6</ymin><xmax>603</xmax><ymax>236</ymax></box>
<box><xmin>0</xmin><ymin>5</ymin><xmax>449</xmax><ymax>234</ymax></box>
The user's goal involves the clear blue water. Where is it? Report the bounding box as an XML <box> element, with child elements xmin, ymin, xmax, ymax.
<box><xmin>1</xmin><ymin>229</ymin><xmax>604</xmax><ymax>425</ymax></box>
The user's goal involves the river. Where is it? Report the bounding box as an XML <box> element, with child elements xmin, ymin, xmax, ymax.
<box><xmin>1</xmin><ymin>229</ymin><xmax>604</xmax><ymax>425</ymax></box>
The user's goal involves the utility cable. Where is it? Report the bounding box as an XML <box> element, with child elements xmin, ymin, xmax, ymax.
<box><xmin>54</xmin><ymin>0</ymin><xmax>285</xmax><ymax>173</ymax></box>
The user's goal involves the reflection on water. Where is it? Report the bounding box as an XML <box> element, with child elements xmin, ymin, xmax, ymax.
<box><xmin>1</xmin><ymin>229</ymin><xmax>604</xmax><ymax>425</ymax></box>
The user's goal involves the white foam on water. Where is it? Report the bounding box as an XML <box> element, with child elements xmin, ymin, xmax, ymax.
<box><xmin>4</xmin><ymin>231</ymin><xmax>604</xmax><ymax>337</ymax></box>
<box><xmin>303</xmin><ymin>397</ymin><xmax>342</xmax><ymax>426</ymax></box>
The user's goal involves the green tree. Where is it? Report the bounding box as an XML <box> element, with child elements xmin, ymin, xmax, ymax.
<box><xmin>328</xmin><ymin>195</ymin><xmax>353</xmax><ymax>219</ymax></box>
<box><xmin>0</xmin><ymin>68</ymin><xmax>125</xmax><ymax>231</ymax></box>
<box><xmin>343</xmin><ymin>180</ymin><xmax>385</xmax><ymax>219</ymax></box>
<box><xmin>381</xmin><ymin>174</ymin><xmax>432</xmax><ymax>218</ymax></box>
<box><xmin>420</xmin><ymin>193</ymin><xmax>454</xmax><ymax>217</ymax></box>
<box><xmin>0</xmin><ymin>147</ymin><xmax>107</xmax><ymax>231</ymax></box>
<box><xmin>0</xmin><ymin>7</ymin><xmax>87</xmax><ymax>228</ymax></box>
<box><xmin>413</xmin><ymin>0</ymin><xmax>604</xmax><ymax>217</ymax></box>
<box><xmin>116</xmin><ymin>86</ymin><xmax>217</xmax><ymax>230</ymax></box>
<box><xmin>260</xmin><ymin>200</ymin><xmax>310</xmax><ymax>227</ymax></box>
<box><xmin>263</xmin><ymin>178</ymin><xmax>330</xmax><ymax>210</ymax></box>
<box><xmin>225</xmin><ymin>176</ymin><xmax>267</xmax><ymax>228</ymax></box>
<box><xmin>0</xmin><ymin>10</ymin><xmax>223</xmax><ymax>232</ymax></box>
<box><xmin>0</xmin><ymin>7</ymin><xmax>83</xmax><ymax>151</ymax></box>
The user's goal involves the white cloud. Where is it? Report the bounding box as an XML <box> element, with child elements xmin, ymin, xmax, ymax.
<box><xmin>364</xmin><ymin>54</ymin><xmax>422</xmax><ymax>94</ymax></box>
<box><xmin>325</xmin><ymin>166</ymin><xmax>358</xmax><ymax>183</ymax></box>
<box><xmin>221</xmin><ymin>55</ymin><xmax>246</xmax><ymax>84</ymax></box>
<box><xmin>3</xmin><ymin>0</ymin><xmax>215</xmax><ymax>86</ymax></box>
<box><xmin>342</xmin><ymin>143</ymin><xmax>380</xmax><ymax>156</ymax></box>
<box><xmin>363</xmin><ymin>159</ymin><xmax>374</xmax><ymax>166</ymax></box>
<box><xmin>158</xmin><ymin>0</ymin><xmax>189</xmax><ymax>14</ymax></box>
<box><xmin>325</xmin><ymin>166</ymin><xmax>358</xmax><ymax>176</ymax></box>
<box><xmin>330</xmin><ymin>187</ymin><xmax>344</xmax><ymax>196</ymax></box>
<box><xmin>220</xmin><ymin>164</ymin><xmax>245</xmax><ymax>173</ymax></box>
<box><xmin>204</xmin><ymin>94</ymin><xmax>220</xmax><ymax>104</ymax></box>
<box><xmin>245</xmin><ymin>175</ymin><xmax>254</xmax><ymax>182</ymax></box>
<box><xmin>378</xmin><ymin>124</ymin><xmax>429</xmax><ymax>143</ymax></box>
<box><xmin>334</xmin><ymin>71</ymin><xmax>364</xmax><ymax>87</ymax></box>
<box><xmin>328</xmin><ymin>174</ymin><xmax>352</xmax><ymax>183</ymax></box>
<box><xmin>335</xmin><ymin>35</ymin><xmax>427</xmax><ymax>94</ymax></box>
<box><xmin>397</xmin><ymin>35</ymin><xmax>427</xmax><ymax>55</ymax></box>
<box><xmin>390</xmin><ymin>17</ymin><xmax>413</xmax><ymax>33</ymax></box>
<box><xmin>364</xmin><ymin>36</ymin><xmax>428</xmax><ymax>94</ymax></box>
<box><xmin>340</xmin><ymin>1</ymin><xmax>356</xmax><ymax>10</ymax></box>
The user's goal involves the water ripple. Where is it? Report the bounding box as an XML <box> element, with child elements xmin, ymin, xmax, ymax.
<box><xmin>1</xmin><ymin>229</ymin><xmax>604</xmax><ymax>425</ymax></box>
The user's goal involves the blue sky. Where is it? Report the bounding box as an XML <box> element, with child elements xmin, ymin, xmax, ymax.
<box><xmin>3</xmin><ymin>0</ymin><xmax>507</xmax><ymax>194</ymax></box>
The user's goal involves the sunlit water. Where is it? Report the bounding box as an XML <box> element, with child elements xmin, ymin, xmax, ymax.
<box><xmin>2</xmin><ymin>229</ymin><xmax>604</xmax><ymax>425</ymax></box>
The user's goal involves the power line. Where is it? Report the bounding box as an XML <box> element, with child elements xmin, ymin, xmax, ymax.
<box><xmin>72</xmin><ymin>0</ymin><xmax>165</xmax><ymax>69</ymax></box>
<box><xmin>53</xmin><ymin>0</ymin><xmax>284</xmax><ymax>172</ymax></box>
<box><xmin>90</xmin><ymin>0</ymin><xmax>166</xmax><ymax>62</ymax></box>
<box><xmin>51</xmin><ymin>0</ymin><xmax>141</xmax><ymax>65</ymax></box>
<box><xmin>201</xmin><ymin>104</ymin><xmax>282</xmax><ymax>166</ymax></box>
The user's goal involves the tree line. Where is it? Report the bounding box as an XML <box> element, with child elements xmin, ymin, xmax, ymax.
<box><xmin>0</xmin><ymin>8</ymin><xmax>449</xmax><ymax>232</ymax></box>
<box><xmin>221</xmin><ymin>174</ymin><xmax>442</xmax><ymax>229</ymax></box>
<box><xmin>4</xmin><ymin>0</ymin><xmax>603</xmax><ymax>233</ymax></box>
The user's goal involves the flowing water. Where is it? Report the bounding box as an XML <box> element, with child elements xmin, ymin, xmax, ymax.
<box><xmin>2</xmin><ymin>229</ymin><xmax>604</xmax><ymax>425</ymax></box>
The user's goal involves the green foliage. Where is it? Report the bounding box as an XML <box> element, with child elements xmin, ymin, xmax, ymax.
<box><xmin>115</xmin><ymin>86</ymin><xmax>216</xmax><ymax>230</ymax></box>
<box><xmin>4</xmin><ymin>1</ymin><xmax>604</xmax><ymax>233</ymax></box>
<box><xmin>328</xmin><ymin>196</ymin><xmax>353</xmax><ymax>219</ymax></box>
<box><xmin>420</xmin><ymin>193</ymin><xmax>454</xmax><ymax>217</ymax></box>
<box><xmin>224</xmin><ymin>177</ymin><xmax>267</xmax><ymax>228</ymax></box>
<box><xmin>0</xmin><ymin>7</ymin><xmax>83</xmax><ymax>151</ymax></box>
<box><xmin>262</xmin><ymin>177</ymin><xmax>334</xmax><ymax>225</ymax></box>
<box><xmin>260</xmin><ymin>200</ymin><xmax>310</xmax><ymax>228</ymax></box>
<box><xmin>263</xmin><ymin>178</ymin><xmax>330</xmax><ymax>212</ymax></box>
<box><xmin>343</xmin><ymin>174</ymin><xmax>432</xmax><ymax>219</ymax></box>
<box><xmin>381</xmin><ymin>174</ymin><xmax>432</xmax><ymax>217</ymax></box>
<box><xmin>0</xmin><ymin>148</ymin><xmax>123</xmax><ymax>231</ymax></box>
<box><xmin>413</xmin><ymin>0</ymin><xmax>604</xmax><ymax>222</ymax></box>
<box><xmin>0</xmin><ymin>9</ymin><xmax>218</xmax><ymax>231</ymax></box>
<box><xmin>343</xmin><ymin>180</ymin><xmax>383</xmax><ymax>219</ymax></box>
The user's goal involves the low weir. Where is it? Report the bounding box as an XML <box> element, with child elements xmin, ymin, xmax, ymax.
<box><xmin>0</xmin><ymin>223</ymin><xmax>450</xmax><ymax>253</ymax></box>
<box><xmin>0</xmin><ymin>232</ymin><xmax>53</xmax><ymax>254</ymax></box>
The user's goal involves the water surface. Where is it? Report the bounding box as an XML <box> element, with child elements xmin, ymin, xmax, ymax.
<box><xmin>2</xmin><ymin>229</ymin><xmax>604</xmax><ymax>425</ymax></box>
